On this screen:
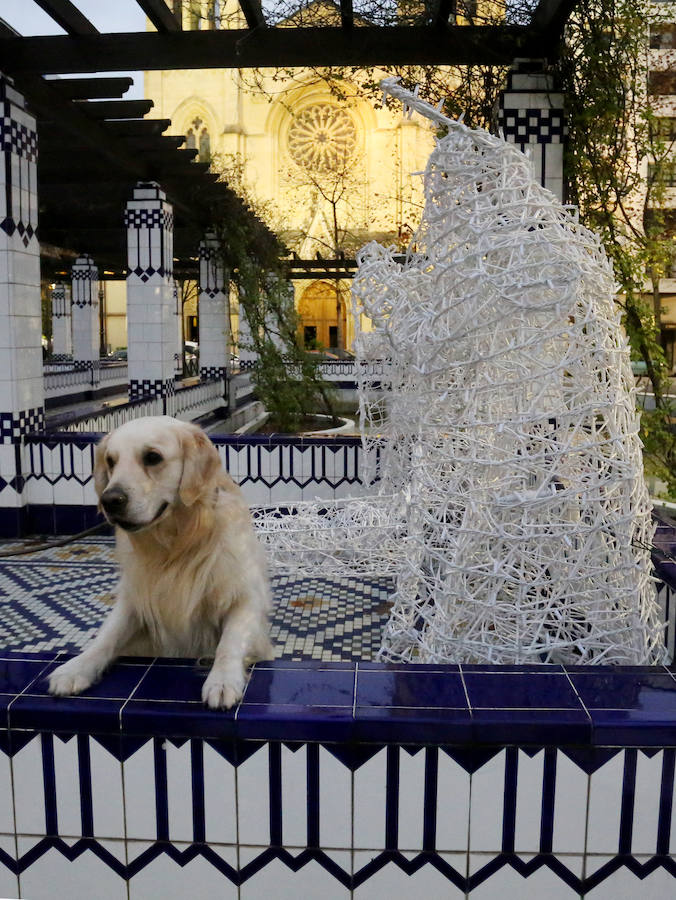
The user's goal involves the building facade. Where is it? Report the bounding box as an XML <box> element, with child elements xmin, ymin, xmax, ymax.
<box><xmin>649</xmin><ymin>4</ymin><xmax>676</xmax><ymax>371</ymax></box>
<box><xmin>144</xmin><ymin>0</ymin><xmax>437</xmax><ymax>352</ymax></box>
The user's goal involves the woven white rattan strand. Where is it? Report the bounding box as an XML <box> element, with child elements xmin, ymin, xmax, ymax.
<box><xmin>256</xmin><ymin>78</ymin><xmax>665</xmax><ymax>666</ymax></box>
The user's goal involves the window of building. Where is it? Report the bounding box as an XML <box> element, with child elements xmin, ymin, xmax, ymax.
<box><xmin>199</xmin><ymin>128</ymin><xmax>211</xmax><ymax>163</ymax></box>
<box><xmin>288</xmin><ymin>104</ymin><xmax>358</xmax><ymax>172</ymax></box>
<box><xmin>655</xmin><ymin>117</ymin><xmax>676</xmax><ymax>141</ymax></box>
<box><xmin>304</xmin><ymin>325</ymin><xmax>318</xmax><ymax>348</ymax></box>
<box><xmin>185</xmin><ymin>117</ymin><xmax>211</xmax><ymax>163</ymax></box>
<box><xmin>648</xmin><ymin>162</ymin><xmax>676</xmax><ymax>187</ymax></box>
<box><xmin>649</xmin><ymin>70</ymin><xmax>676</xmax><ymax>95</ymax></box>
<box><xmin>650</xmin><ymin>24</ymin><xmax>676</xmax><ymax>48</ymax></box>
<box><xmin>206</xmin><ymin>1</ymin><xmax>220</xmax><ymax>29</ymax></box>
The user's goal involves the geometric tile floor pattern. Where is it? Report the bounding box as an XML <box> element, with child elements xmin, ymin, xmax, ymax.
<box><xmin>0</xmin><ymin>537</ymin><xmax>393</xmax><ymax>661</ymax></box>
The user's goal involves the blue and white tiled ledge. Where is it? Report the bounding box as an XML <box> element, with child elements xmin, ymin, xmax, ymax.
<box><xmin>2</xmin><ymin>653</ymin><xmax>676</xmax><ymax>898</ymax></box>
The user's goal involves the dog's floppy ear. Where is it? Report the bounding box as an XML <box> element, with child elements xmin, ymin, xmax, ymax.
<box><xmin>93</xmin><ymin>434</ymin><xmax>110</xmax><ymax>504</ymax></box>
<box><xmin>178</xmin><ymin>426</ymin><xmax>222</xmax><ymax>507</ymax></box>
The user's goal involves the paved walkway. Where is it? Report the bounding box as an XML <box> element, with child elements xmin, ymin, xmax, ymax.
<box><xmin>0</xmin><ymin>536</ymin><xmax>392</xmax><ymax>662</ymax></box>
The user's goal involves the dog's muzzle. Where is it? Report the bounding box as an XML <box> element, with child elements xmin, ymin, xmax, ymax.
<box><xmin>101</xmin><ymin>487</ymin><xmax>169</xmax><ymax>532</ymax></box>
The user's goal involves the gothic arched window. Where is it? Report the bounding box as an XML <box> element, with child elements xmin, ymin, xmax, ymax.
<box><xmin>185</xmin><ymin>117</ymin><xmax>211</xmax><ymax>163</ymax></box>
<box><xmin>199</xmin><ymin>128</ymin><xmax>211</xmax><ymax>163</ymax></box>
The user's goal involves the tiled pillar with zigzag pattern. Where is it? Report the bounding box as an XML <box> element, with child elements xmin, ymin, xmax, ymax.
<box><xmin>0</xmin><ymin>74</ymin><xmax>44</xmax><ymax>535</ymax></box>
<box><xmin>50</xmin><ymin>282</ymin><xmax>72</xmax><ymax>358</ymax></box>
<box><xmin>198</xmin><ymin>232</ymin><xmax>230</xmax><ymax>385</ymax></box>
<box><xmin>125</xmin><ymin>181</ymin><xmax>176</xmax><ymax>411</ymax></box>
<box><xmin>70</xmin><ymin>255</ymin><xmax>100</xmax><ymax>386</ymax></box>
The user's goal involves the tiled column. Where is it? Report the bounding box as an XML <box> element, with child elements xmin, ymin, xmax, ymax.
<box><xmin>50</xmin><ymin>282</ymin><xmax>72</xmax><ymax>358</ymax></box>
<box><xmin>0</xmin><ymin>74</ymin><xmax>44</xmax><ymax>535</ymax></box>
<box><xmin>70</xmin><ymin>256</ymin><xmax>99</xmax><ymax>387</ymax></box>
<box><xmin>173</xmin><ymin>280</ymin><xmax>183</xmax><ymax>376</ymax></box>
<box><xmin>198</xmin><ymin>233</ymin><xmax>230</xmax><ymax>385</ymax></box>
<box><xmin>124</xmin><ymin>182</ymin><xmax>175</xmax><ymax>410</ymax></box>
<box><xmin>237</xmin><ymin>297</ymin><xmax>257</xmax><ymax>370</ymax></box>
<box><xmin>498</xmin><ymin>60</ymin><xmax>567</xmax><ymax>202</ymax></box>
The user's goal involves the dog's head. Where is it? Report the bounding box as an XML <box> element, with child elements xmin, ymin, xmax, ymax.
<box><xmin>94</xmin><ymin>416</ymin><xmax>222</xmax><ymax>533</ymax></box>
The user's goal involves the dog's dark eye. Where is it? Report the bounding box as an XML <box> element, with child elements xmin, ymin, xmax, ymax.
<box><xmin>105</xmin><ymin>456</ymin><xmax>115</xmax><ymax>470</ymax></box>
<box><xmin>143</xmin><ymin>450</ymin><xmax>164</xmax><ymax>467</ymax></box>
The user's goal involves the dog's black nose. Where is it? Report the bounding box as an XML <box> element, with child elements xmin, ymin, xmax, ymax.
<box><xmin>101</xmin><ymin>486</ymin><xmax>128</xmax><ymax>514</ymax></box>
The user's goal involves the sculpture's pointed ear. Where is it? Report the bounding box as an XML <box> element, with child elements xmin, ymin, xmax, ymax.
<box><xmin>93</xmin><ymin>434</ymin><xmax>110</xmax><ymax>507</ymax></box>
<box><xmin>178</xmin><ymin>425</ymin><xmax>222</xmax><ymax>507</ymax></box>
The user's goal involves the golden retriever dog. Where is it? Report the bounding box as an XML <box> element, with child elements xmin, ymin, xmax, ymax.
<box><xmin>48</xmin><ymin>415</ymin><xmax>273</xmax><ymax>709</ymax></box>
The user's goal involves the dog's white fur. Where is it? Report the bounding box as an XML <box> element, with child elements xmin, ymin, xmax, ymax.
<box><xmin>48</xmin><ymin>415</ymin><xmax>272</xmax><ymax>709</ymax></box>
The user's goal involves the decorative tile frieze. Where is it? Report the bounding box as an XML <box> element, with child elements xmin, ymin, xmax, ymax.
<box><xmin>0</xmin><ymin>407</ymin><xmax>45</xmax><ymax>444</ymax></box>
<box><xmin>498</xmin><ymin>106</ymin><xmax>567</xmax><ymax>144</ymax></box>
<box><xmin>123</xmin><ymin>208</ymin><xmax>174</xmax><ymax>231</ymax></box>
<box><xmin>199</xmin><ymin>366</ymin><xmax>228</xmax><ymax>382</ymax></box>
<box><xmin>0</xmin><ymin>78</ymin><xmax>38</xmax><ymax>248</ymax></box>
<box><xmin>128</xmin><ymin>379</ymin><xmax>175</xmax><ymax>402</ymax></box>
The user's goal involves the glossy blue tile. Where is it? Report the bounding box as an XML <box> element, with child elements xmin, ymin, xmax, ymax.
<box><xmin>253</xmin><ymin>660</ymin><xmax>357</xmax><ymax>671</ymax></box>
<box><xmin>358</xmin><ymin>661</ymin><xmax>461</xmax><ymax>673</ymax></box>
<box><xmin>117</xmin><ymin>656</ymin><xmax>158</xmax><ymax>666</ymax></box>
<box><xmin>588</xmin><ymin>708</ymin><xmax>676</xmax><ymax>746</ymax></box>
<box><xmin>29</xmin><ymin>660</ymin><xmax>151</xmax><ymax>700</ymax></box>
<box><xmin>354</xmin><ymin>705</ymin><xmax>472</xmax><ymax>743</ymax></box>
<box><xmin>132</xmin><ymin>663</ymin><xmax>210</xmax><ymax>703</ymax></box>
<box><xmin>470</xmin><ymin>708</ymin><xmax>592</xmax><ymax>745</ymax></box>
<box><xmin>242</xmin><ymin>666</ymin><xmax>355</xmax><ymax>707</ymax></box>
<box><xmin>655</xmin><ymin>561</ymin><xmax>676</xmax><ymax>589</ymax></box>
<box><xmin>120</xmin><ymin>699</ymin><xmax>236</xmax><ymax>739</ymax></box>
<box><xmin>9</xmin><ymin>693</ymin><xmax>125</xmax><ymax>734</ymax></box>
<box><xmin>0</xmin><ymin>650</ymin><xmax>61</xmax><ymax>662</ymax></box>
<box><xmin>566</xmin><ymin>665</ymin><xmax>671</xmax><ymax>677</ymax></box>
<box><xmin>568</xmin><ymin>670</ymin><xmax>676</xmax><ymax>710</ymax></box>
<box><xmin>463</xmin><ymin>672</ymin><xmax>582</xmax><ymax>709</ymax></box>
<box><xmin>461</xmin><ymin>664</ymin><xmax>565</xmax><ymax>674</ymax></box>
<box><xmin>236</xmin><ymin>703</ymin><xmax>355</xmax><ymax>742</ymax></box>
<box><xmin>0</xmin><ymin>658</ymin><xmax>52</xmax><ymax>698</ymax></box>
<box><xmin>356</xmin><ymin>669</ymin><xmax>468</xmax><ymax>708</ymax></box>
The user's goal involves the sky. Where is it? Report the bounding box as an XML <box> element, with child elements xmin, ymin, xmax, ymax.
<box><xmin>1</xmin><ymin>0</ymin><xmax>147</xmax><ymax>98</ymax></box>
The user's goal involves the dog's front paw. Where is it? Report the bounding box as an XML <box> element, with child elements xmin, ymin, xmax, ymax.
<box><xmin>202</xmin><ymin>668</ymin><xmax>246</xmax><ymax>710</ymax></box>
<box><xmin>48</xmin><ymin>659</ymin><xmax>98</xmax><ymax>697</ymax></box>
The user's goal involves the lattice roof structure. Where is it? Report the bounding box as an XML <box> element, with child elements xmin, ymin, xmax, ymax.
<box><xmin>0</xmin><ymin>0</ymin><xmax>580</xmax><ymax>279</ymax></box>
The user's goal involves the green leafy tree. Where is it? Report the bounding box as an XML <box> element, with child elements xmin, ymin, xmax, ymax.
<box><xmin>208</xmin><ymin>156</ymin><xmax>338</xmax><ymax>431</ymax></box>
<box><xmin>558</xmin><ymin>0</ymin><xmax>676</xmax><ymax>497</ymax></box>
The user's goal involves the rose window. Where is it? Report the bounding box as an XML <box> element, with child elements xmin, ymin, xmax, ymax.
<box><xmin>287</xmin><ymin>104</ymin><xmax>358</xmax><ymax>171</ymax></box>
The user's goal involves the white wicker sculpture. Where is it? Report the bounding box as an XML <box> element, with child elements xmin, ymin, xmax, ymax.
<box><xmin>350</xmin><ymin>78</ymin><xmax>665</xmax><ymax>665</ymax></box>
<box><xmin>256</xmin><ymin>78</ymin><xmax>665</xmax><ymax>666</ymax></box>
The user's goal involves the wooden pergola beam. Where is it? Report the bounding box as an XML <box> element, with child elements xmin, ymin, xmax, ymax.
<box><xmin>49</xmin><ymin>76</ymin><xmax>134</xmax><ymax>100</ymax></box>
<box><xmin>134</xmin><ymin>0</ymin><xmax>182</xmax><ymax>32</ymax></box>
<box><xmin>31</xmin><ymin>0</ymin><xmax>99</xmax><ymax>35</ymax></box>
<box><xmin>433</xmin><ymin>0</ymin><xmax>456</xmax><ymax>27</ymax></box>
<box><xmin>0</xmin><ymin>25</ymin><xmax>541</xmax><ymax>72</ymax></box>
<box><xmin>238</xmin><ymin>0</ymin><xmax>266</xmax><ymax>30</ymax></box>
<box><xmin>339</xmin><ymin>0</ymin><xmax>353</xmax><ymax>30</ymax></box>
<box><xmin>75</xmin><ymin>99</ymin><xmax>155</xmax><ymax>119</ymax></box>
<box><xmin>530</xmin><ymin>0</ymin><xmax>579</xmax><ymax>39</ymax></box>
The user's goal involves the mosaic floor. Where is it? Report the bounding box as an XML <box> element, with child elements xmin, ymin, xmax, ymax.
<box><xmin>0</xmin><ymin>537</ymin><xmax>393</xmax><ymax>662</ymax></box>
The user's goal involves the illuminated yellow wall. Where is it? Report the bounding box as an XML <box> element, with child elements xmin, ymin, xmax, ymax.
<box><xmin>144</xmin><ymin>1</ymin><xmax>439</xmax><ymax>349</ymax></box>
